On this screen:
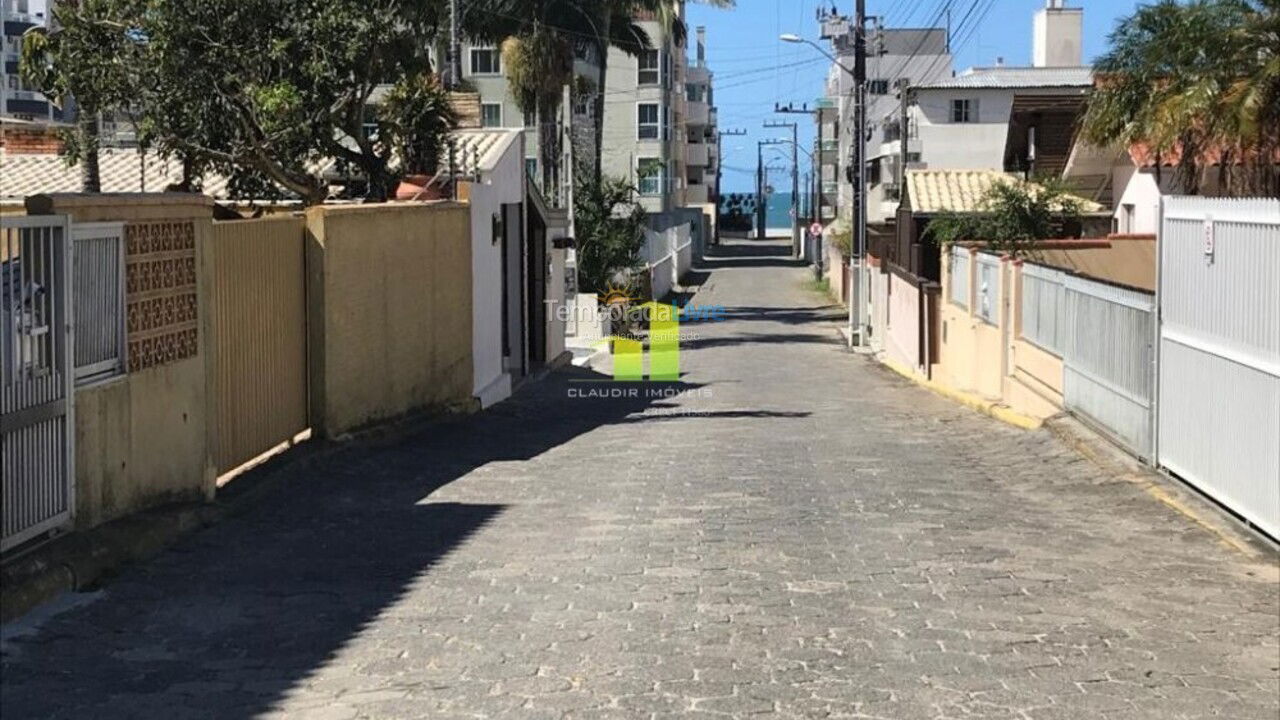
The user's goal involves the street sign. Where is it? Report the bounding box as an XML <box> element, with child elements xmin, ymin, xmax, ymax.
<box><xmin>809</xmin><ymin>222</ymin><xmax>823</xmax><ymax>237</ymax></box>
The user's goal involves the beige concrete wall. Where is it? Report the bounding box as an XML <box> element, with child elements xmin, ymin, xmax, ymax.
<box><xmin>1006</xmin><ymin>260</ymin><xmax>1065</xmax><ymax>417</ymax></box>
<box><xmin>934</xmin><ymin>249</ymin><xmax>1005</xmax><ymax>401</ymax></box>
<box><xmin>305</xmin><ymin>202</ymin><xmax>474</xmax><ymax>438</ymax></box>
<box><xmin>26</xmin><ymin>193</ymin><xmax>217</xmax><ymax>529</ymax></box>
<box><xmin>933</xmin><ymin>246</ymin><xmax>1065</xmax><ymax>420</ymax></box>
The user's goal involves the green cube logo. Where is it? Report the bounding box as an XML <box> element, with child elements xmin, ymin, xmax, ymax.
<box><xmin>599</xmin><ymin>301</ymin><xmax>680</xmax><ymax>382</ymax></box>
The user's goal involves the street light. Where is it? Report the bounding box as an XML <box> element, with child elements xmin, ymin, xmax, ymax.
<box><xmin>780</xmin><ymin>31</ymin><xmax>868</xmax><ymax>348</ymax></box>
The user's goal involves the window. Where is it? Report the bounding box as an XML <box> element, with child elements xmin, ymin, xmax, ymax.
<box><xmin>523</xmin><ymin>108</ymin><xmax>536</xmax><ymax>128</ymax></box>
<box><xmin>71</xmin><ymin>223</ymin><xmax>127</xmax><ymax>384</ymax></box>
<box><xmin>525</xmin><ymin>157</ymin><xmax>537</xmax><ymax>179</ymax></box>
<box><xmin>637</xmin><ymin>157</ymin><xmax>663</xmax><ymax>195</ymax></box>
<box><xmin>637</xmin><ymin>103</ymin><xmax>659</xmax><ymax>139</ymax></box>
<box><xmin>686</xmin><ymin>83</ymin><xmax>705</xmax><ymax>102</ymax></box>
<box><xmin>638</xmin><ymin>50</ymin><xmax>660</xmax><ymax>85</ymax></box>
<box><xmin>869</xmin><ymin>79</ymin><xmax>889</xmax><ymax>95</ymax></box>
<box><xmin>470</xmin><ymin>47</ymin><xmax>500</xmax><ymax>75</ymax></box>
<box><xmin>662</xmin><ymin>104</ymin><xmax>671</xmax><ymax>141</ymax></box>
<box><xmin>951</xmin><ymin>98</ymin><xmax>976</xmax><ymax>123</ymax></box>
<box><xmin>481</xmin><ymin>103</ymin><xmax>502</xmax><ymax>128</ymax></box>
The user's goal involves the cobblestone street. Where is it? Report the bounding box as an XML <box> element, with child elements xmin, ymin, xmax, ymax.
<box><xmin>2</xmin><ymin>239</ymin><xmax>1277</xmax><ymax>719</ymax></box>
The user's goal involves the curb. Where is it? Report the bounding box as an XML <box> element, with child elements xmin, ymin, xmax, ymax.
<box><xmin>877</xmin><ymin>356</ymin><xmax>1044</xmax><ymax>431</ymax></box>
<box><xmin>1</xmin><ymin>503</ymin><xmax>223</xmax><ymax>624</ymax></box>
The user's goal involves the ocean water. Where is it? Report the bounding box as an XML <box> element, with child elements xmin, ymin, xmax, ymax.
<box><xmin>720</xmin><ymin>191</ymin><xmax>805</xmax><ymax>232</ymax></box>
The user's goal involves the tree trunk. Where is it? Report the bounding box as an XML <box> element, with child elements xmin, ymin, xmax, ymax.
<box><xmin>591</xmin><ymin>13</ymin><xmax>611</xmax><ymax>189</ymax></box>
<box><xmin>79</xmin><ymin>110</ymin><xmax>101</xmax><ymax>193</ymax></box>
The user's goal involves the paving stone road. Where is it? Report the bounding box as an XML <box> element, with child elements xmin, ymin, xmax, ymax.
<box><xmin>2</xmin><ymin>239</ymin><xmax>1277</xmax><ymax>719</ymax></box>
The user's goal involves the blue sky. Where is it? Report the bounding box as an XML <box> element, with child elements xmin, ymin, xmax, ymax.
<box><xmin>689</xmin><ymin>0</ymin><xmax>1143</xmax><ymax>192</ymax></box>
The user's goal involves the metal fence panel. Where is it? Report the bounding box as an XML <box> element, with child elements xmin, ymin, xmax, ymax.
<box><xmin>1063</xmin><ymin>274</ymin><xmax>1155</xmax><ymax>459</ymax></box>
<box><xmin>2</xmin><ymin>215</ymin><xmax>75</xmax><ymax>553</ymax></box>
<box><xmin>71</xmin><ymin>223</ymin><xmax>126</xmax><ymax>384</ymax></box>
<box><xmin>949</xmin><ymin>246</ymin><xmax>969</xmax><ymax>309</ymax></box>
<box><xmin>211</xmin><ymin>218</ymin><xmax>309</xmax><ymax>475</ymax></box>
<box><xmin>975</xmin><ymin>252</ymin><xmax>1001</xmax><ymax>325</ymax></box>
<box><xmin>1158</xmin><ymin>196</ymin><xmax>1280</xmax><ymax>538</ymax></box>
<box><xmin>1020</xmin><ymin>262</ymin><xmax>1066</xmax><ymax>355</ymax></box>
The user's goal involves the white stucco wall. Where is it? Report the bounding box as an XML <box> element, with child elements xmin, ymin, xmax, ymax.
<box><xmin>913</xmin><ymin>88</ymin><xmax>1016</xmax><ymax>171</ymax></box>
<box><xmin>1111</xmin><ymin>165</ymin><xmax>1163</xmax><ymax>235</ymax></box>
<box><xmin>468</xmin><ymin>134</ymin><xmax>525</xmax><ymax>408</ymax></box>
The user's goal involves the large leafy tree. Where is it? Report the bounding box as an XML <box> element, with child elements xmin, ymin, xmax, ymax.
<box><xmin>1081</xmin><ymin>0</ymin><xmax>1279</xmax><ymax>196</ymax></box>
<box><xmin>25</xmin><ymin>0</ymin><xmax>450</xmax><ymax>204</ymax></box>
<box><xmin>20</xmin><ymin>0</ymin><xmax>141</xmax><ymax>192</ymax></box>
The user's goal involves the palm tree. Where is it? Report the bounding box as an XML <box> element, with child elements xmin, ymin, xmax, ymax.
<box><xmin>470</xmin><ymin>1</ymin><xmax>733</xmax><ymax>189</ymax></box>
<box><xmin>19</xmin><ymin>2</ymin><xmax>138</xmax><ymax>193</ymax></box>
<box><xmin>1081</xmin><ymin>0</ymin><xmax>1278</xmax><ymax>196</ymax></box>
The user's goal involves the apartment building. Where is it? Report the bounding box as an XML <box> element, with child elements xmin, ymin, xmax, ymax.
<box><xmin>814</xmin><ymin>99</ymin><xmax>839</xmax><ymax>223</ymax></box>
<box><xmin>820</xmin><ymin>12</ymin><xmax>952</xmax><ymax>224</ymax></box>
<box><xmin>599</xmin><ymin>6</ymin><xmax>688</xmax><ymax>214</ymax></box>
<box><xmin>454</xmin><ymin>3</ymin><xmax>710</xmax><ymax>216</ymax></box>
<box><xmin>683</xmin><ymin>26</ymin><xmax>718</xmax><ymax>207</ymax></box>
<box><xmin>879</xmin><ymin>2</ymin><xmax>1091</xmax><ymax>200</ymax></box>
<box><xmin>1</xmin><ymin>0</ymin><xmax>60</xmax><ymax>123</ymax></box>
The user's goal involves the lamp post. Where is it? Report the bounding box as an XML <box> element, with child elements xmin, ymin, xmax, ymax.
<box><xmin>782</xmin><ymin>22</ymin><xmax>868</xmax><ymax>348</ymax></box>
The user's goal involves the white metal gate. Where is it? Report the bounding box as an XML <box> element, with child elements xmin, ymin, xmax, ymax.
<box><xmin>1062</xmin><ymin>274</ymin><xmax>1156</xmax><ymax>460</ymax></box>
<box><xmin>1157</xmin><ymin>197</ymin><xmax>1280</xmax><ymax>539</ymax></box>
<box><xmin>2</xmin><ymin>216</ymin><xmax>75</xmax><ymax>552</ymax></box>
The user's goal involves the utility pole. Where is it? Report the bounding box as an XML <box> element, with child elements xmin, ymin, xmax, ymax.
<box><xmin>852</xmin><ymin>0</ymin><xmax>868</xmax><ymax>347</ymax></box>
<box><xmin>756</xmin><ymin>140</ymin><xmax>766</xmax><ymax>240</ymax></box>
<box><xmin>764</xmin><ymin>120</ymin><xmax>799</xmax><ymax>257</ymax></box>
<box><xmin>716</xmin><ymin>128</ymin><xmax>746</xmax><ymax>244</ymax></box>
<box><xmin>448</xmin><ymin>0</ymin><xmax>463</xmax><ymax>89</ymax></box>
<box><xmin>897</xmin><ymin>78</ymin><xmax>910</xmax><ymax>191</ymax></box>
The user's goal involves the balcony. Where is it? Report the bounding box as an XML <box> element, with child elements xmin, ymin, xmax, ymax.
<box><xmin>687</xmin><ymin>65</ymin><xmax>710</xmax><ymax>86</ymax></box>
<box><xmin>685</xmin><ymin>184</ymin><xmax>710</xmax><ymax>204</ymax></box>
<box><xmin>686</xmin><ymin>143</ymin><xmax>709</xmax><ymax>167</ymax></box>
<box><xmin>686</xmin><ymin>99</ymin><xmax>709</xmax><ymax>127</ymax></box>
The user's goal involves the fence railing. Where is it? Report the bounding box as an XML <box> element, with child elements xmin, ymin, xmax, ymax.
<box><xmin>1062</xmin><ymin>275</ymin><xmax>1155</xmax><ymax>459</ymax></box>
<box><xmin>1020</xmin><ymin>261</ymin><xmax>1066</xmax><ymax>356</ymax></box>
<box><xmin>949</xmin><ymin>246</ymin><xmax>969</xmax><ymax>309</ymax></box>
<box><xmin>1157</xmin><ymin>195</ymin><xmax>1279</xmax><ymax>538</ymax></box>
<box><xmin>2</xmin><ymin>215</ymin><xmax>75</xmax><ymax>553</ymax></box>
<box><xmin>71</xmin><ymin>222</ymin><xmax>126</xmax><ymax>384</ymax></box>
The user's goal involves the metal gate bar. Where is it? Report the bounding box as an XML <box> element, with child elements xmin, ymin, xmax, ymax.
<box><xmin>2</xmin><ymin>215</ymin><xmax>75</xmax><ymax>553</ymax></box>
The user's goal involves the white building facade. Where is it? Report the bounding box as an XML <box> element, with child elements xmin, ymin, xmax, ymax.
<box><xmin>820</xmin><ymin>17</ymin><xmax>952</xmax><ymax>224</ymax></box>
<box><xmin>1</xmin><ymin>0</ymin><xmax>59</xmax><ymax>123</ymax></box>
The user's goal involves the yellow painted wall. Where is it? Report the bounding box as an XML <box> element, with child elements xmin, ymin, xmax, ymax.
<box><xmin>305</xmin><ymin>202</ymin><xmax>474</xmax><ymax>437</ymax></box>
<box><xmin>933</xmin><ymin>246</ymin><xmax>1066</xmax><ymax>421</ymax></box>
<box><xmin>935</xmin><ymin>251</ymin><xmax>1004</xmax><ymax>400</ymax></box>
<box><xmin>26</xmin><ymin>193</ymin><xmax>218</xmax><ymax>529</ymax></box>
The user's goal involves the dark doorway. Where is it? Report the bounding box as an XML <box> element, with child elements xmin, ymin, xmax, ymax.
<box><xmin>501</xmin><ymin>202</ymin><xmax>526</xmax><ymax>379</ymax></box>
<box><xmin>525</xmin><ymin>201</ymin><xmax>548</xmax><ymax>365</ymax></box>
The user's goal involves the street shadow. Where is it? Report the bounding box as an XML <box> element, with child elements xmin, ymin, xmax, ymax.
<box><xmin>0</xmin><ymin>366</ymin><xmax>709</xmax><ymax>719</ymax></box>
<box><xmin>696</xmin><ymin>239</ymin><xmax>804</xmax><ymax>270</ymax></box>
<box><xmin>610</xmin><ymin>408</ymin><xmax>812</xmax><ymax>424</ymax></box>
<box><xmin>679</xmin><ymin>331</ymin><xmax>840</xmax><ymax>351</ymax></box>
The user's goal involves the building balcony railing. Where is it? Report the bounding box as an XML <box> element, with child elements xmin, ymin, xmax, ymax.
<box><xmin>685</xmin><ymin>184</ymin><xmax>710</xmax><ymax>204</ymax></box>
<box><xmin>686</xmin><ymin>143</ymin><xmax>709</xmax><ymax>167</ymax></box>
<box><xmin>686</xmin><ymin>99</ymin><xmax>709</xmax><ymax>127</ymax></box>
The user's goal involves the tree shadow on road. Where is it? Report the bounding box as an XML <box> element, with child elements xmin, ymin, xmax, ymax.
<box><xmin>0</xmin><ymin>366</ymin><xmax>712</xmax><ymax>719</ymax></box>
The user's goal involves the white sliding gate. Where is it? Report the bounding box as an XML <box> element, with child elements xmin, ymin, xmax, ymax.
<box><xmin>1</xmin><ymin>216</ymin><xmax>76</xmax><ymax>552</ymax></box>
<box><xmin>1062</xmin><ymin>275</ymin><xmax>1156</xmax><ymax>460</ymax></box>
<box><xmin>1157</xmin><ymin>196</ymin><xmax>1280</xmax><ymax>539</ymax></box>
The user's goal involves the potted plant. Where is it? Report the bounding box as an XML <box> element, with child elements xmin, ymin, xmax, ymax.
<box><xmin>378</xmin><ymin>73</ymin><xmax>458</xmax><ymax>200</ymax></box>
